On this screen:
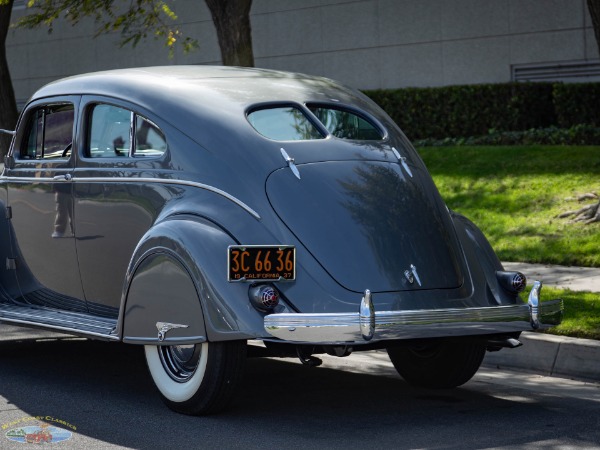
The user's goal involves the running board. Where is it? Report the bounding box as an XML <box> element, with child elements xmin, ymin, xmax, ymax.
<box><xmin>0</xmin><ymin>302</ymin><xmax>118</xmax><ymax>340</ymax></box>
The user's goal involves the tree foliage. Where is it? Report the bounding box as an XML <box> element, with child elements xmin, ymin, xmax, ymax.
<box><xmin>15</xmin><ymin>0</ymin><xmax>198</xmax><ymax>53</ymax></box>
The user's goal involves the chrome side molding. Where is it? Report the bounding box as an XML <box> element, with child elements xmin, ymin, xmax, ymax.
<box><xmin>0</xmin><ymin>175</ymin><xmax>261</xmax><ymax>220</ymax></box>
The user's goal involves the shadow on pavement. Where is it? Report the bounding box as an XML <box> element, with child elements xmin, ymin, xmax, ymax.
<box><xmin>0</xmin><ymin>337</ymin><xmax>598</xmax><ymax>449</ymax></box>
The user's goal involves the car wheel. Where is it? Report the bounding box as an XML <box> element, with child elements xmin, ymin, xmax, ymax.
<box><xmin>386</xmin><ymin>339</ymin><xmax>486</xmax><ymax>389</ymax></box>
<box><xmin>144</xmin><ymin>340</ymin><xmax>246</xmax><ymax>415</ymax></box>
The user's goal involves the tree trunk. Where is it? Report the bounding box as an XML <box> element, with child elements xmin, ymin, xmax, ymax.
<box><xmin>205</xmin><ymin>0</ymin><xmax>254</xmax><ymax>67</ymax></box>
<box><xmin>586</xmin><ymin>1</ymin><xmax>600</xmax><ymax>223</ymax></box>
<box><xmin>589</xmin><ymin>0</ymin><xmax>600</xmax><ymax>55</ymax></box>
<box><xmin>0</xmin><ymin>0</ymin><xmax>18</xmax><ymax>158</ymax></box>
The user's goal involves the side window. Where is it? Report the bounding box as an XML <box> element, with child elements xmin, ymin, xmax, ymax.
<box><xmin>88</xmin><ymin>104</ymin><xmax>132</xmax><ymax>158</ymax></box>
<box><xmin>87</xmin><ymin>104</ymin><xmax>166</xmax><ymax>158</ymax></box>
<box><xmin>20</xmin><ymin>104</ymin><xmax>74</xmax><ymax>160</ymax></box>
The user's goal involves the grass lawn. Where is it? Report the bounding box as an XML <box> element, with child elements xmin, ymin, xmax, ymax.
<box><xmin>417</xmin><ymin>145</ymin><xmax>600</xmax><ymax>339</ymax></box>
<box><xmin>417</xmin><ymin>145</ymin><xmax>600</xmax><ymax>267</ymax></box>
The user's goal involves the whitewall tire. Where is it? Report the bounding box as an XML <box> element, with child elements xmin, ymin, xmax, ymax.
<box><xmin>144</xmin><ymin>340</ymin><xmax>246</xmax><ymax>415</ymax></box>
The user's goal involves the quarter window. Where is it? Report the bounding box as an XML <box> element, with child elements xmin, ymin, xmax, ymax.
<box><xmin>134</xmin><ymin>116</ymin><xmax>167</xmax><ymax>157</ymax></box>
<box><xmin>20</xmin><ymin>104</ymin><xmax>75</xmax><ymax>160</ymax></box>
<box><xmin>87</xmin><ymin>104</ymin><xmax>166</xmax><ymax>158</ymax></box>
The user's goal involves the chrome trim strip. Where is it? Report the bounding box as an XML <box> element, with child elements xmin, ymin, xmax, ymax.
<box><xmin>1</xmin><ymin>175</ymin><xmax>261</xmax><ymax>220</ymax></box>
<box><xmin>264</xmin><ymin>299</ymin><xmax>564</xmax><ymax>344</ymax></box>
<box><xmin>0</xmin><ymin>317</ymin><xmax>120</xmax><ymax>341</ymax></box>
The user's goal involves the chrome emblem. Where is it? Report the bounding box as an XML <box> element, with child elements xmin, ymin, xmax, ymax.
<box><xmin>404</xmin><ymin>264</ymin><xmax>422</xmax><ymax>287</ymax></box>
<box><xmin>156</xmin><ymin>322</ymin><xmax>189</xmax><ymax>341</ymax></box>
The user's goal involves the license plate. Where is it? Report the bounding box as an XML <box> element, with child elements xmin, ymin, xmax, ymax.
<box><xmin>228</xmin><ymin>245</ymin><xmax>295</xmax><ymax>282</ymax></box>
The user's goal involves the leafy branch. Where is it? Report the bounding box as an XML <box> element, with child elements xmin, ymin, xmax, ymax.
<box><xmin>15</xmin><ymin>0</ymin><xmax>198</xmax><ymax>54</ymax></box>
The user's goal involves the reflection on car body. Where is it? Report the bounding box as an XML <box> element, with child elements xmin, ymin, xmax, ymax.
<box><xmin>0</xmin><ymin>66</ymin><xmax>563</xmax><ymax>415</ymax></box>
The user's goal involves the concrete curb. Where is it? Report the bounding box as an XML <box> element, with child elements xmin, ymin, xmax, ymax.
<box><xmin>483</xmin><ymin>332</ymin><xmax>600</xmax><ymax>382</ymax></box>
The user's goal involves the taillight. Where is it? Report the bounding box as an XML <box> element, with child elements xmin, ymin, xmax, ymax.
<box><xmin>248</xmin><ymin>284</ymin><xmax>280</xmax><ymax>312</ymax></box>
<box><xmin>496</xmin><ymin>271</ymin><xmax>527</xmax><ymax>294</ymax></box>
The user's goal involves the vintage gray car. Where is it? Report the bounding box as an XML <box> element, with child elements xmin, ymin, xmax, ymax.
<box><xmin>0</xmin><ymin>66</ymin><xmax>563</xmax><ymax>415</ymax></box>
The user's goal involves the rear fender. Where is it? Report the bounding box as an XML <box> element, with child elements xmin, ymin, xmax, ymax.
<box><xmin>120</xmin><ymin>215</ymin><xmax>264</xmax><ymax>344</ymax></box>
<box><xmin>451</xmin><ymin>212</ymin><xmax>518</xmax><ymax>305</ymax></box>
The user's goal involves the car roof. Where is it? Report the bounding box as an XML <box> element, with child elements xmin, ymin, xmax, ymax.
<box><xmin>33</xmin><ymin>66</ymin><xmax>361</xmax><ymax>110</ymax></box>
<box><xmin>31</xmin><ymin>66</ymin><xmax>379</xmax><ymax>147</ymax></box>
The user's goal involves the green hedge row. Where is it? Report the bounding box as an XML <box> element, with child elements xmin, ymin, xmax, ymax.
<box><xmin>364</xmin><ymin>82</ymin><xmax>600</xmax><ymax>140</ymax></box>
<box><xmin>553</xmin><ymin>83</ymin><xmax>600</xmax><ymax>128</ymax></box>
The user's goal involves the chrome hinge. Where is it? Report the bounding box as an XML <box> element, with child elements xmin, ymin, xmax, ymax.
<box><xmin>392</xmin><ymin>147</ymin><xmax>413</xmax><ymax>178</ymax></box>
<box><xmin>6</xmin><ymin>258</ymin><xmax>16</xmax><ymax>270</ymax></box>
<box><xmin>5</xmin><ymin>206</ymin><xmax>11</xmax><ymax>220</ymax></box>
<box><xmin>280</xmin><ymin>148</ymin><xmax>301</xmax><ymax>180</ymax></box>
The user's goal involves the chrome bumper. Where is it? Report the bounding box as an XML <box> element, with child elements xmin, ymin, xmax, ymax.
<box><xmin>264</xmin><ymin>281</ymin><xmax>563</xmax><ymax>344</ymax></box>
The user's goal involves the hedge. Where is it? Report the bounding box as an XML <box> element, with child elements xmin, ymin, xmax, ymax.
<box><xmin>553</xmin><ymin>83</ymin><xmax>600</xmax><ymax>128</ymax></box>
<box><xmin>364</xmin><ymin>82</ymin><xmax>600</xmax><ymax>140</ymax></box>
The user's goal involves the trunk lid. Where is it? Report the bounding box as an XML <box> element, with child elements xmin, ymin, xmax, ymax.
<box><xmin>266</xmin><ymin>160</ymin><xmax>464</xmax><ymax>293</ymax></box>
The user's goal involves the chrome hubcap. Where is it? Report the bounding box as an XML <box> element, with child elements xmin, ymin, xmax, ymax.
<box><xmin>158</xmin><ymin>344</ymin><xmax>201</xmax><ymax>383</ymax></box>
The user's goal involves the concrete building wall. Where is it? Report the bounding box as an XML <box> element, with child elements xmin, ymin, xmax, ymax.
<box><xmin>6</xmin><ymin>0</ymin><xmax>599</xmax><ymax>105</ymax></box>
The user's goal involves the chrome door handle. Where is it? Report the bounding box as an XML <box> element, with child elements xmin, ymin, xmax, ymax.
<box><xmin>53</xmin><ymin>174</ymin><xmax>72</xmax><ymax>181</ymax></box>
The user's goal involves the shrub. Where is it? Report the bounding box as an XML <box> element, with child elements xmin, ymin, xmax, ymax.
<box><xmin>365</xmin><ymin>82</ymin><xmax>600</xmax><ymax>141</ymax></box>
<box><xmin>365</xmin><ymin>83</ymin><xmax>556</xmax><ymax>140</ymax></box>
<box><xmin>553</xmin><ymin>83</ymin><xmax>600</xmax><ymax>128</ymax></box>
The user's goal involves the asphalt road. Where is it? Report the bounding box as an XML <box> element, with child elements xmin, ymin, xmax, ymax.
<box><xmin>0</xmin><ymin>327</ymin><xmax>599</xmax><ymax>449</ymax></box>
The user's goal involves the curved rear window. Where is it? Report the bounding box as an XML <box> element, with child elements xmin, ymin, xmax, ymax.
<box><xmin>247</xmin><ymin>106</ymin><xmax>324</xmax><ymax>141</ymax></box>
<box><xmin>307</xmin><ymin>105</ymin><xmax>383</xmax><ymax>140</ymax></box>
<box><xmin>248</xmin><ymin>104</ymin><xmax>384</xmax><ymax>141</ymax></box>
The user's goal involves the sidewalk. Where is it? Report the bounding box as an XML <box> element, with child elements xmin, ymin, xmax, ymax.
<box><xmin>503</xmin><ymin>261</ymin><xmax>600</xmax><ymax>293</ymax></box>
<box><xmin>483</xmin><ymin>262</ymin><xmax>600</xmax><ymax>382</ymax></box>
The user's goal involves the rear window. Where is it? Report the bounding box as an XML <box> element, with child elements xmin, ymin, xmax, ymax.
<box><xmin>307</xmin><ymin>105</ymin><xmax>383</xmax><ymax>140</ymax></box>
<box><xmin>247</xmin><ymin>104</ymin><xmax>383</xmax><ymax>141</ymax></box>
<box><xmin>247</xmin><ymin>106</ymin><xmax>324</xmax><ymax>141</ymax></box>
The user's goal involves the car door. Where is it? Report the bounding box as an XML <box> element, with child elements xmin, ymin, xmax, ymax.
<box><xmin>4</xmin><ymin>96</ymin><xmax>86</xmax><ymax>307</ymax></box>
<box><xmin>73</xmin><ymin>98</ymin><xmax>169</xmax><ymax>316</ymax></box>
